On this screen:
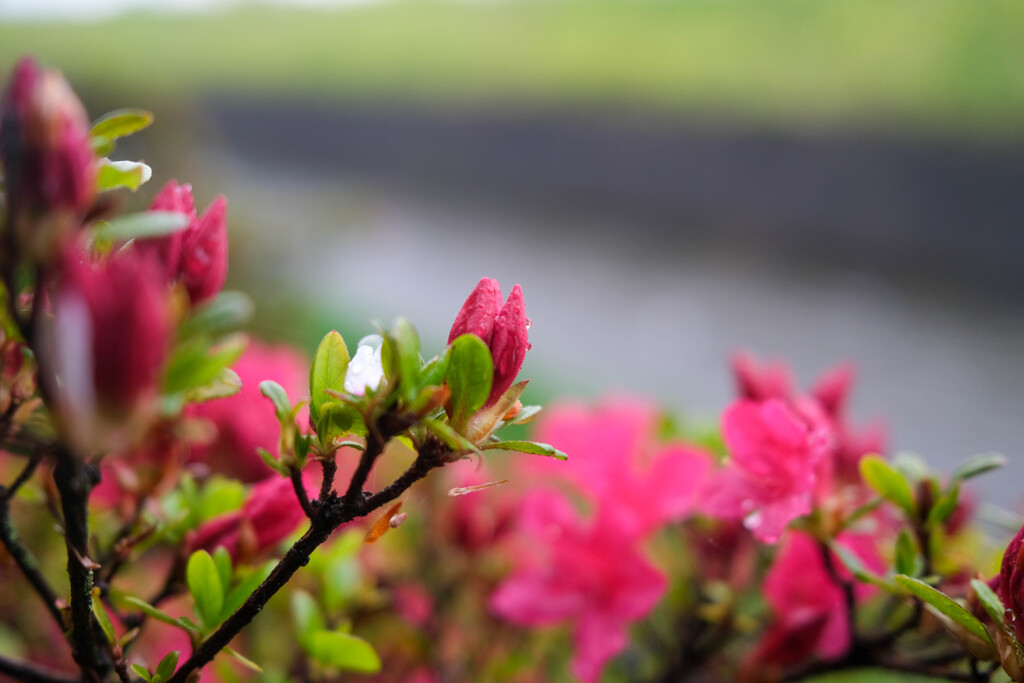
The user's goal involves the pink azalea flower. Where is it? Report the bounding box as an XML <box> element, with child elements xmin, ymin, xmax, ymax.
<box><xmin>748</xmin><ymin>531</ymin><xmax>882</xmax><ymax>670</ymax></box>
<box><xmin>700</xmin><ymin>399</ymin><xmax>831</xmax><ymax>543</ymax></box>
<box><xmin>491</xmin><ymin>490</ymin><xmax>667</xmax><ymax>682</ymax></box>
<box><xmin>448</xmin><ymin>277</ymin><xmax>531</xmax><ymax>406</ymax></box>
<box><xmin>186</xmin><ymin>341</ymin><xmax>308</xmax><ymax>482</ymax></box>
<box><xmin>523</xmin><ymin>397</ymin><xmax>711</xmax><ymax>538</ymax></box>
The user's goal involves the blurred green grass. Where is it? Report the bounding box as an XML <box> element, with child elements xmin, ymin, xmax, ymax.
<box><xmin>2</xmin><ymin>0</ymin><xmax>1023</xmax><ymax>139</ymax></box>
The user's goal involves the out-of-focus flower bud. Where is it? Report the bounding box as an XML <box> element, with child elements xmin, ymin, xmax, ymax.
<box><xmin>1001</xmin><ymin>524</ymin><xmax>1024</xmax><ymax>642</ymax></box>
<box><xmin>48</xmin><ymin>247</ymin><xmax>172</xmax><ymax>454</ymax></box>
<box><xmin>448</xmin><ymin>278</ymin><xmax>531</xmax><ymax>406</ymax></box>
<box><xmin>0</xmin><ymin>58</ymin><xmax>97</xmax><ymax>262</ymax></box>
<box><xmin>137</xmin><ymin>180</ymin><xmax>227</xmax><ymax>305</ymax></box>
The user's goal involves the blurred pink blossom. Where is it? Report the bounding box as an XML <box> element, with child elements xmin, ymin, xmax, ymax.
<box><xmin>748</xmin><ymin>531</ymin><xmax>882</xmax><ymax>671</ymax></box>
<box><xmin>701</xmin><ymin>399</ymin><xmax>831</xmax><ymax>543</ymax></box>
<box><xmin>525</xmin><ymin>397</ymin><xmax>711</xmax><ymax>537</ymax></box>
<box><xmin>187</xmin><ymin>341</ymin><xmax>308</xmax><ymax>482</ymax></box>
<box><xmin>491</xmin><ymin>490</ymin><xmax>666</xmax><ymax>683</ymax></box>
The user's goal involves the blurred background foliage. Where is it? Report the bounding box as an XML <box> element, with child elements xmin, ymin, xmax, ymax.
<box><xmin>1</xmin><ymin>0</ymin><xmax>1022</xmax><ymax>504</ymax></box>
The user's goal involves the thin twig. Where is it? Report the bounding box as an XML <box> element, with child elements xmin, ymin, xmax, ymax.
<box><xmin>289</xmin><ymin>465</ymin><xmax>314</xmax><ymax>519</ymax></box>
<box><xmin>0</xmin><ymin>488</ymin><xmax>65</xmax><ymax>628</ymax></box>
<box><xmin>0</xmin><ymin>652</ymin><xmax>81</xmax><ymax>683</ymax></box>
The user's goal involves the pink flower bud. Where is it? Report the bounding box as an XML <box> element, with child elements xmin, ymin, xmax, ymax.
<box><xmin>139</xmin><ymin>180</ymin><xmax>228</xmax><ymax>305</ymax></box>
<box><xmin>489</xmin><ymin>284</ymin><xmax>531</xmax><ymax>405</ymax></box>
<box><xmin>1001</xmin><ymin>524</ymin><xmax>1024</xmax><ymax>641</ymax></box>
<box><xmin>1</xmin><ymin>58</ymin><xmax>96</xmax><ymax>261</ymax></box>
<box><xmin>448</xmin><ymin>278</ymin><xmax>531</xmax><ymax>407</ymax></box>
<box><xmin>448</xmin><ymin>276</ymin><xmax>503</xmax><ymax>345</ymax></box>
<box><xmin>49</xmin><ymin>247</ymin><xmax>172</xmax><ymax>453</ymax></box>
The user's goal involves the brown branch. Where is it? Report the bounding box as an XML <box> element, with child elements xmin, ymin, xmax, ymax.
<box><xmin>165</xmin><ymin>430</ymin><xmax>446</xmax><ymax>683</ymax></box>
<box><xmin>289</xmin><ymin>465</ymin><xmax>314</xmax><ymax>519</ymax></box>
<box><xmin>0</xmin><ymin>486</ymin><xmax>65</xmax><ymax>628</ymax></box>
<box><xmin>0</xmin><ymin>652</ymin><xmax>81</xmax><ymax>683</ymax></box>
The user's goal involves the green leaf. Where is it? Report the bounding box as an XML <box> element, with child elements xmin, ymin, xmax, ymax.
<box><xmin>186</xmin><ymin>550</ymin><xmax>225</xmax><ymax>629</ymax></box>
<box><xmin>390</xmin><ymin>317</ymin><xmax>421</xmax><ymax>403</ymax></box>
<box><xmin>829</xmin><ymin>541</ymin><xmax>897</xmax><ymax>592</ymax></box>
<box><xmin>90</xmin><ymin>587</ymin><xmax>116</xmax><ymax>644</ymax></box>
<box><xmin>223</xmin><ymin>647</ymin><xmax>262</xmax><ymax>673</ymax></box>
<box><xmin>183</xmin><ymin>367</ymin><xmax>242</xmax><ymax>404</ymax></box>
<box><xmin>91</xmin><ymin>108</ymin><xmax>154</xmax><ymax>141</ymax></box>
<box><xmin>860</xmin><ymin>455</ymin><xmax>916</xmax><ymax>516</ymax></box>
<box><xmin>260</xmin><ymin>380</ymin><xmax>292</xmax><ymax>419</ymax></box>
<box><xmin>304</xmin><ymin>630</ymin><xmax>381</xmax><ymax>673</ymax></box>
<box><xmin>93</xmin><ymin>211</ymin><xmax>190</xmax><ymax>242</ymax></box>
<box><xmin>424</xmin><ymin>418</ymin><xmax>480</xmax><ymax>456</ymax></box>
<box><xmin>223</xmin><ymin>562</ymin><xmax>274</xmax><ymax>618</ymax></box>
<box><xmin>951</xmin><ymin>452</ymin><xmax>1007</xmax><ymax>484</ymax></box>
<box><xmin>155</xmin><ymin>651</ymin><xmax>179</xmax><ymax>682</ymax></box>
<box><xmin>971</xmin><ymin>578</ymin><xmax>1007</xmax><ymax>626</ymax></box>
<box><xmin>258</xmin><ymin>447</ymin><xmax>288</xmax><ymax>476</ymax></box>
<box><xmin>121</xmin><ymin>596</ymin><xmax>182</xmax><ymax>629</ymax></box>
<box><xmin>317</xmin><ymin>402</ymin><xmax>355</xmax><ymax>446</ymax></box>
<box><xmin>927</xmin><ymin>482</ymin><xmax>961</xmax><ymax>528</ymax></box>
<box><xmin>178</xmin><ymin>291</ymin><xmax>254</xmax><ymax>340</ymax></box>
<box><xmin>164</xmin><ymin>333</ymin><xmax>248</xmax><ymax>397</ymax></box>
<box><xmin>481</xmin><ymin>440</ymin><xmax>567</xmax><ymax>460</ymax></box>
<box><xmin>445</xmin><ymin>334</ymin><xmax>493</xmax><ymax>431</ymax></box>
<box><xmin>96</xmin><ymin>159</ymin><xmax>152</xmax><ymax>193</ymax></box>
<box><xmin>176</xmin><ymin>616</ymin><xmax>202</xmax><ymax>633</ymax></box>
<box><xmin>419</xmin><ymin>352</ymin><xmax>448</xmax><ymax>388</ymax></box>
<box><xmin>291</xmin><ymin>590</ymin><xmax>326</xmax><ymax>645</ymax></box>
<box><xmin>894</xmin><ymin>529</ymin><xmax>919</xmax><ymax>576</ymax></box>
<box><xmin>893</xmin><ymin>575</ymin><xmax>994</xmax><ymax>647</ymax></box>
<box><xmin>130</xmin><ymin>664</ymin><xmax>153</xmax><ymax>683</ymax></box>
<box><xmin>310</xmin><ymin>330</ymin><xmax>350</xmax><ymax>423</ymax></box>
<box><xmin>213</xmin><ymin>547</ymin><xmax>232</xmax><ymax>594</ymax></box>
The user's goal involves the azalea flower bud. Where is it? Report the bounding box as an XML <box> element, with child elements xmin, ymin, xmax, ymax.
<box><xmin>137</xmin><ymin>180</ymin><xmax>228</xmax><ymax>305</ymax></box>
<box><xmin>449</xmin><ymin>278</ymin><xmax>531</xmax><ymax>406</ymax></box>
<box><xmin>0</xmin><ymin>58</ymin><xmax>96</xmax><ymax>262</ymax></box>
<box><xmin>48</xmin><ymin>247</ymin><xmax>172</xmax><ymax>454</ymax></box>
<box><xmin>1001</xmin><ymin>523</ymin><xmax>1024</xmax><ymax>642</ymax></box>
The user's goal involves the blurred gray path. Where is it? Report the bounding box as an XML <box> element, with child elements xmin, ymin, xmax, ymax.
<box><xmin>199</xmin><ymin>100</ymin><xmax>1024</xmax><ymax>510</ymax></box>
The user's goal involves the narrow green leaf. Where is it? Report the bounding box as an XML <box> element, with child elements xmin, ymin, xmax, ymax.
<box><xmin>183</xmin><ymin>367</ymin><xmax>242</xmax><ymax>404</ymax></box>
<box><xmin>258</xmin><ymin>447</ymin><xmax>288</xmax><ymax>476</ymax></box>
<box><xmin>212</xmin><ymin>547</ymin><xmax>232</xmax><ymax>594</ymax></box>
<box><xmin>96</xmin><ymin>159</ymin><xmax>152</xmax><ymax>193</ymax></box>
<box><xmin>164</xmin><ymin>333</ymin><xmax>248</xmax><ymax>396</ymax></box>
<box><xmin>310</xmin><ymin>330</ymin><xmax>350</xmax><ymax>423</ymax></box>
<box><xmin>90</xmin><ymin>587</ymin><xmax>116</xmax><ymax>644</ymax></box>
<box><xmin>122</xmin><ymin>596</ymin><xmax>183</xmax><ymax>628</ymax></box>
<box><xmin>178</xmin><ymin>291</ymin><xmax>254</xmax><ymax>340</ymax></box>
<box><xmin>391</xmin><ymin>317</ymin><xmax>421</xmax><ymax>403</ymax></box>
<box><xmin>860</xmin><ymin>455</ymin><xmax>916</xmax><ymax>516</ymax></box>
<box><xmin>186</xmin><ymin>550</ymin><xmax>225</xmax><ymax>629</ymax></box>
<box><xmin>481</xmin><ymin>440</ymin><xmax>568</xmax><ymax>460</ymax></box>
<box><xmin>91</xmin><ymin>108</ymin><xmax>154</xmax><ymax>140</ymax></box>
<box><xmin>224</xmin><ymin>647</ymin><xmax>262</xmax><ymax>673</ymax></box>
<box><xmin>829</xmin><ymin>542</ymin><xmax>898</xmax><ymax>592</ymax></box>
<box><xmin>894</xmin><ymin>529</ymin><xmax>919</xmax><ymax>576</ymax></box>
<box><xmin>291</xmin><ymin>590</ymin><xmax>326</xmax><ymax>645</ymax></box>
<box><xmin>927</xmin><ymin>482</ymin><xmax>961</xmax><ymax>528</ymax></box>
<box><xmin>130</xmin><ymin>664</ymin><xmax>153</xmax><ymax>682</ymax></box>
<box><xmin>176</xmin><ymin>616</ymin><xmax>202</xmax><ymax>633</ymax></box>
<box><xmin>223</xmin><ymin>562</ymin><xmax>274</xmax><ymax>617</ymax></box>
<box><xmin>259</xmin><ymin>380</ymin><xmax>292</xmax><ymax>419</ymax></box>
<box><xmin>419</xmin><ymin>352</ymin><xmax>448</xmax><ymax>388</ymax></box>
<box><xmin>93</xmin><ymin>211</ymin><xmax>189</xmax><ymax>242</ymax></box>
<box><xmin>91</xmin><ymin>136</ymin><xmax>114</xmax><ymax>157</ymax></box>
<box><xmin>507</xmin><ymin>405</ymin><xmax>543</xmax><ymax>426</ymax></box>
<box><xmin>893</xmin><ymin>575</ymin><xmax>994</xmax><ymax>647</ymax></box>
<box><xmin>424</xmin><ymin>418</ymin><xmax>480</xmax><ymax>456</ymax></box>
<box><xmin>304</xmin><ymin>630</ymin><xmax>381</xmax><ymax>673</ymax></box>
<box><xmin>446</xmin><ymin>334</ymin><xmax>493</xmax><ymax>431</ymax></box>
<box><xmin>971</xmin><ymin>578</ymin><xmax>1007</xmax><ymax>626</ymax></box>
<box><xmin>155</xmin><ymin>651</ymin><xmax>179</xmax><ymax>682</ymax></box>
<box><xmin>951</xmin><ymin>453</ymin><xmax>1007</xmax><ymax>484</ymax></box>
